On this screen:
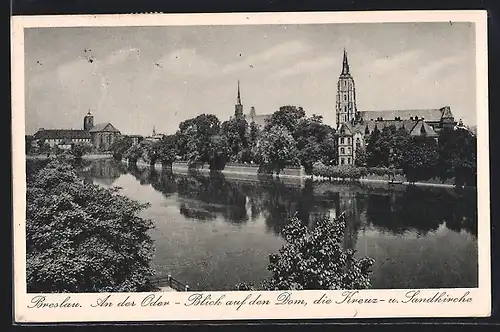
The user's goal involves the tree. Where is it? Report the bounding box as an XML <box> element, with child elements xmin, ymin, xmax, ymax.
<box><xmin>264</xmin><ymin>105</ymin><xmax>306</xmax><ymax>139</ymax></box>
<box><xmin>37</xmin><ymin>138</ymin><xmax>51</xmax><ymax>155</ymax></box>
<box><xmin>177</xmin><ymin>114</ymin><xmax>221</xmax><ymax>165</ymax></box>
<box><xmin>402</xmin><ymin>136</ymin><xmax>440</xmax><ymax>183</ymax></box>
<box><xmin>319</xmin><ymin>133</ymin><xmax>337</xmax><ymax>166</ymax></box>
<box><xmin>157</xmin><ymin>134</ymin><xmax>179</xmax><ymax>166</ymax></box>
<box><xmin>365</xmin><ymin>127</ymin><xmax>382</xmax><ymax>167</ymax></box>
<box><xmin>71</xmin><ymin>142</ymin><xmax>93</xmax><ymax>160</ymax></box>
<box><xmin>109</xmin><ymin>136</ymin><xmax>133</xmax><ymax>160</ymax></box>
<box><xmin>451</xmin><ymin>128</ymin><xmax>477</xmax><ymax>187</ymax></box>
<box><xmin>141</xmin><ymin>141</ymin><xmax>159</xmax><ymax>166</ymax></box>
<box><xmin>221</xmin><ymin>118</ymin><xmax>249</xmax><ymax>163</ymax></box>
<box><xmin>254</xmin><ymin>125</ymin><xmax>300</xmax><ymax>175</ymax></box>
<box><xmin>247</xmin><ymin>121</ymin><xmax>261</xmax><ymax>163</ymax></box>
<box><xmin>294</xmin><ymin>115</ymin><xmax>336</xmax><ymax>174</ymax></box>
<box><xmin>355</xmin><ymin>146</ymin><xmax>367</xmax><ymax>167</ymax></box>
<box><xmin>437</xmin><ymin>127</ymin><xmax>477</xmax><ymax>187</ymax></box>
<box><xmin>26</xmin><ymin>159</ymin><xmax>155</xmax><ymax>292</ymax></box>
<box><xmin>298</xmin><ymin>138</ymin><xmax>321</xmax><ymax>175</ymax></box>
<box><xmin>263</xmin><ymin>213</ymin><xmax>375</xmax><ymax>290</ymax></box>
<box><xmin>206</xmin><ymin>134</ymin><xmax>231</xmax><ymax>170</ymax></box>
<box><xmin>389</xmin><ymin>127</ymin><xmax>411</xmax><ymax>169</ymax></box>
<box><xmin>125</xmin><ymin>144</ymin><xmax>143</xmax><ymax>164</ymax></box>
<box><xmin>51</xmin><ymin>145</ymin><xmax>63</xmax><ymax>155</ymax></box>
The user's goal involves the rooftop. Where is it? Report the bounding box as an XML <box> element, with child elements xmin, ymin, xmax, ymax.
<box><xmin>33</xmin><ymin>129</ymin><xmax>91</xmax><ymax>140</ymax></box>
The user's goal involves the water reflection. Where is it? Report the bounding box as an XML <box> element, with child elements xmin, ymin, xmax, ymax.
<box><xmin>116</xmin><ymin>163</ymin><xmax>477</xmax><ymax>240</ymax></box>
<box><xmin>25</xmin><ymin>158</ymin><xmax>478</xmax><ymax>290</ymax></box>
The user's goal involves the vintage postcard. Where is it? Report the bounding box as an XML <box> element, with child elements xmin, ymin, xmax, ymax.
<box><xmin>12</xmin><ymin>10</ymin><xmax>490</xmax><ymax>323</ymax></box>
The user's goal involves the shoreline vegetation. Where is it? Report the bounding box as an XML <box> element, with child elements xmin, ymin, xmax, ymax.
<box><xmin>26</xmin><ymin>153</ymin><xmax>463</xmax><ymax>189</ymax></box>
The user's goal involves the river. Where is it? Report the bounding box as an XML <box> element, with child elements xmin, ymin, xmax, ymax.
<box><xmin>34</xmin><ymin>158</ymin><xmax>479</xmax><ymax>291</ymax></box>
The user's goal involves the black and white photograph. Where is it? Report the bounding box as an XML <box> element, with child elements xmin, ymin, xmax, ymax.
<box><xmin>12</xmin><ymin>11</ymin><xmax>490</xmax><ymax>321</ymax></box>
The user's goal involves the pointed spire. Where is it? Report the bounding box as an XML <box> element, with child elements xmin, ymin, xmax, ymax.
<box><xmin>342</xmin><ymin>48</ymin><xmax>350</xmax><ymax>75</ymax></box>
<box><xmin>152</xmin><ymin>126</ymin><xmax>156</xmax><ymax>136</ymax></box>
<box><xmin>236</xmin><ymin>80</ymin><xmax>242</xmax><ymax>105</ymax></box>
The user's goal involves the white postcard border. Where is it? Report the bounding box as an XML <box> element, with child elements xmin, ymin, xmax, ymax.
<box><xmin>11</xmin><ymin>10</ymin><xmax>491</xmax><ymax>323</ymax></box>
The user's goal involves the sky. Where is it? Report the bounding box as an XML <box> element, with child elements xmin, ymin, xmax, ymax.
<box><xmin>24</xmin><ymin>22</ymin><xmax>476</xmax><ymax>136</ymax></box>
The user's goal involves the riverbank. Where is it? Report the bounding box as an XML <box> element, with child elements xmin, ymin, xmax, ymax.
<box><xmin>122</xmin><ymin>159</ymin><xmax>464</xmax><ymax>189</ymax></box>
<box><xmin>312</xmin><ymin>176</ymin><xmax>457</xmax><ymax>189</ymax></box>
<box><xmin>26</xmin><ymin>154</ymin><xmax>114</xmax><ymax>160</ymax></box>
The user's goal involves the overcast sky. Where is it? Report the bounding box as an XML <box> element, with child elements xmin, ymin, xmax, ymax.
<box><xmin>24</xmin><ymin>22</ymin><xmax>476</xmax><ymax>136</ymax></box>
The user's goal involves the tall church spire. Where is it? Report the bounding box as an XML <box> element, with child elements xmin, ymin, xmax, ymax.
<box><xmin>236</xmin><ymin>80</ymin><xmax>242</xmax><ymax>105</ymax></box>
<box><xmin>336</xmin><ymin>49</ymin><xmax>357</xmax><ymax>127</ymax></box>
<box><xmin>234</xmin><ymin>80</ymin><xmax>243</xmax><ymax>119</ymax></box>
<box><xmin>342</xmin><ymin>48</ymin><xmax>350</xmax><ymax>75</ymax></box>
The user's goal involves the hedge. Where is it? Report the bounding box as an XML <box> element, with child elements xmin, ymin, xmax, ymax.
<box><xmin>312</xmin><ymin>162</ymin><xmax>402</xmax><ymax>180</ymax></box>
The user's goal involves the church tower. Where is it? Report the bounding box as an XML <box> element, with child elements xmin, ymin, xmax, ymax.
<box><xmin>234</xmin><ymin>80</ymin><xmax>243</xmax><ymax>119</ymax></box>
<box><xmin>336</xmin><ymin>49</ymin><xmax>357</xmax><ymax>128</ymax></box>
<box><xmin>84</xmin><ymin>111</ymin><xmax>94</xmax><ymax>131</ymax></box>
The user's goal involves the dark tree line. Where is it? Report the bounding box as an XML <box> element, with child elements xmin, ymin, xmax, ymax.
<box><xmin>360</xmin><ymin>125</ymin><xmax>476</xmax><ymax>186</ymax></box>
<box><xmin>110</xmin><ymin>105</ymin><xmax>338</xmax><ymax>175</ymax></box>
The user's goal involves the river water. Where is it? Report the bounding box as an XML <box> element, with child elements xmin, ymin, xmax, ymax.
<box><xmin>32</xmin><ymin>158</ymin><xmax>479</xmax><ymax>291</ymax></box>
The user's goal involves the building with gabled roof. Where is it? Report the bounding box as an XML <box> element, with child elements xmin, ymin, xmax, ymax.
<box><xmin>32</xmin><ymin>128</ymin><xmax>92</xmax><ymax>149</ymax></box>
<box><xmin>31</xmin><ymin>111</ymin><xmax>122</xmax><ymax>152</ymax></box>
<box><xmin>89</xmin><ymin>121</ymin><xmax>121</xmax><ymax>151</ymax></box>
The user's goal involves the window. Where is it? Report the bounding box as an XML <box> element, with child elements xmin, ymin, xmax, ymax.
<box><xmin>341</xmin><ymin>158</ymin><xmax>345</xmax><ymax>165</ymax></box>
<box><xmin>347</xmin><ymin>147</ymin><xmax>351</xmax><ymax>154</ymax></box>
<box><xmin>344</xmin><ymin>105</ymin><xmax>347</xmax><ymax>112</ymax></box>
<box><xmin>344</xmin><ymin>95</ymin><xmax>347</xmax><ymax>101</ymax></box>
<box><xmin>347</xmin><ymin>137</ymin><xmax>351</xmax><ymax>144</ymax></box>
<box><xmin>348</xmin><ymin>158</ymin><xmax>351</xmax><ymax>164</ymax></box>
<box><xmin>340</xmin><ymin>137</ymin><xmax>344</xmax><ymax>144</ymax></box>
<box><xmin>341</xmin><ymin>147</ymin><xmax>345</xmax><ymax>154</ymax></box>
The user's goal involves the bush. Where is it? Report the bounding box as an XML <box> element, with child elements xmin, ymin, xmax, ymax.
<box><xmin>26</xmin><ymin>159</ymin><xmax>155</xmax><ymax>292</ymax></box>
<box><xmin>263</xmin><ymin>213</ymin><xmax>375</xmax><ymax>290</ymax></box>
<box><xmin>312</xmin><ymin>163</ymin><xmax>363</xmax><ymax>180</ymax></box>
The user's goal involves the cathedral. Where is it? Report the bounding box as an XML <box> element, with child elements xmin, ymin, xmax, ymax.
<box><xmin>335</xmin><ymin>49</ymin><xmax>456</xmax><ymax>166</ymax></box>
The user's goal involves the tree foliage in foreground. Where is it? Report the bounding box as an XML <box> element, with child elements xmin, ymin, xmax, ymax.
<box><xmin>26</xmin><ymin>159</ymin><xmax>155</xmax><ymax>292</ymax></box>
<box><xmin>261</xmin><ymin>213</ymin><xmax>375</xmax><ymax>290</ymax></box>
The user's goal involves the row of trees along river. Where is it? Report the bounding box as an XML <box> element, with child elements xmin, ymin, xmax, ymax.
<box><xmin>107</xmin><ymin>105</ymin><xmax>476</xmax><ymax>187</ymax></box>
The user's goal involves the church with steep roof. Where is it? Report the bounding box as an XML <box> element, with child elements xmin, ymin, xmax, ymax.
<box><xmin>335</xmin><ymin>49</ymin><xmax>457</xmax><ymax>166</ymax></box>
